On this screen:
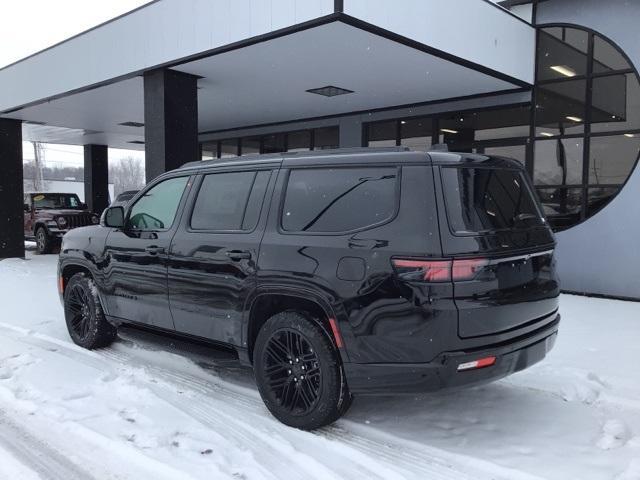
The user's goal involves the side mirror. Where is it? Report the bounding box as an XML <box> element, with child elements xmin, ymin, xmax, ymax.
<box><xmin>102</xmin><ymin>206</ymin><xmax>125</xmax><ymax>228</ymax></box>
<box><xmin>81</xmin><ymin>202</ymin><xmax>88</xmax><ymax>210</ymax></box>
<box><xmin>24</xmin><ymin>204</ymin><xmax>31</xmax><ymax>213</ymax></box>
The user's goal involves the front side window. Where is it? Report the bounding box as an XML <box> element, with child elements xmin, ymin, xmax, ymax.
<box><xmin>441</xmin><ymin>167</ymin><xmax>543</xmax><ymax>235</ymax></box>
<box><xmin>128</xmin><ymin>176</ymin><xmax>189</xmax><ymax>230</ymax></box>
<box><xmin>190</xmin><ymin>170</ymin><xmax>270</xmax><ymax>231</ymax></box>
<box><xmin>282</xmin><ymin>167</ymin><xmax>397</xmax><ymax>233</ymax></box>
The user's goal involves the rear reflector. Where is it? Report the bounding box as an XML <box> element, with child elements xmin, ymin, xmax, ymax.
<box><xmin>457</xmin><ymin>356</ymin><xmax>496</xmax><ymax>371</ymax></box>
<box><xmin>392</xmin><ymin>257</ymin><xmax>488</xmax><ymax>282</ymax></box>
<box><xmin>58</xmin><ymin>276</ymin><xmax>64</xmax><ymax>294</ymax></box>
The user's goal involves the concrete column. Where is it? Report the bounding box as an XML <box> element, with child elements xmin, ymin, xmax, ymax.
<box><xmin>143</xmin><ymin>69</ymin><xmax>198</xmax><ymax>182</ymax></box>
<box><xmin>338</xmin><ymin>116</ymin><xmax>364</xmax><ymax>148</ymax></box>
<box><xmin>84</xmin><ymin>144</ymin><xmax>109</xmax><ymax>215</ymax></box>
<box><xmin>0</xmin><ymin>118</ymin><xmax>24</xmax><ymax>258</ymax></box>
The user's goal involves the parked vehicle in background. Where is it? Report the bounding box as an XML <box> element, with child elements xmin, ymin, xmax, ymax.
<box><xmin>57</xmin><ymin>147</ymin><xmax>561</xmax><ymax>430</ymax></box>
<box><xmin>24</xmin><ymin>192</ymin><xmax>99</xmax><ymax>254</ymax></box>
<box><xmin>109</xmin><ymin>190</ymin><xmax>139</xmax><ymax>208</ymax></box>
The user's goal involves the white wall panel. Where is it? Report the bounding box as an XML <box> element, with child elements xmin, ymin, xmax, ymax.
<box><xmin>0</xmin><ymin>0</ymin><xmax>333</xmax><ymax>112</ymax></box>
<box><xmin>344</xmin><ymin>0</ymin><xmax>535</xmax><ymax>84</ymax></box>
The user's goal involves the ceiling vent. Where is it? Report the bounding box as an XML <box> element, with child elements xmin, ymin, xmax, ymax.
<box><xmin>306</xmin><ymin>85</ymin><xmax>354</xmax><ymax>97</ymax></box>
<box><xmin>119</xmin><ymin>121</ymin><xmax>145</xmax><ymax>128</ymax></box>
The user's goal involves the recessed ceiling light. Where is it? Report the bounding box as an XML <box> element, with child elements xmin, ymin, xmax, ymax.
<box><xmin>306</xmin><ymin>85</ymin><xmax>354</xmax><ymax>97</ymax></box>
<box><xmin>441</xmin><ymin>128</ymin><xmax>458</xmax><ymax>134</ymax></box>
<box><xmin>624</xmin><ymin>133</ymin><xmax>635</xmax><ymax>138</ymax></box>
<box><xmin>540</xmin><ymin>132</ymin><xmax>554</xmax><ymax>137</ymax></box>
<box><xmin>119</xmin><ymin>121</ymin><xmax>145</xmax><ymax>128</ymax></box>
<box><xmin>401</xmin><ymin>121</ymin><xmax>407</xmax><ymax>124</ymax></box>
<box><xmin>550</xmin><ymin>65</ymin><xmax>577</xmax><ymax>77</ymax></box>
<box><xmin>566</xmin><ymin>116</ymin><xmax>583</xmax><ymax>122</ymax></box>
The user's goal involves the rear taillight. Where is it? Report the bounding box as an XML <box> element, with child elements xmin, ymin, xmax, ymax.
<box><xmin>451</xmin><ymin>258</ymin><xmax>489</xmax><ymax>281</ymax></box>
<box><xmin>392</xmin><ymin>258</ymin><xmax>488</xmax><ymax>282</ymax></box>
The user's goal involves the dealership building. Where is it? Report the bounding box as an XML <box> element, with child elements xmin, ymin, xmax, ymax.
<box><xmin>0</xmin><ymin>0</ymin><xmax>638</xmax><ymax>299</ymax></box>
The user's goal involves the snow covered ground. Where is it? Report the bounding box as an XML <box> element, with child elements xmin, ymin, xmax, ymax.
<box><xmin>1</xmin><ymin>248</ymin><xmax>639</xmax><ymax>480</ymax></box>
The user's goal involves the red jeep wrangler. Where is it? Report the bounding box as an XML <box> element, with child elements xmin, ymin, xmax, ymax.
<box><xmin>24</xmin><ymin>193</ymin><xmax>100</xmax><ymax>254</ymax></box>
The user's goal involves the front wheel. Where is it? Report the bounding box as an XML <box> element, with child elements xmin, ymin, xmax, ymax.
<box><xmin>64</xmin><ymin>273</ymin><xmax>117</xmax><ymax>349</ymax></box>
<box><xmin>254</xmin><ymin>311</ymin><xmax>351</xmax><ymax>430</ymax></box>
<box><xmin>35</xmin><ymin>227</ymin><xmax>53</xmax><ymax>254</ymax></box>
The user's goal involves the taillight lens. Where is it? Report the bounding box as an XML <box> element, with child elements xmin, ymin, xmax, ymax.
<box><xmin>392</xmin><ymin>258</ymin><xmax>488</xmax><ymax>282</ymax></box>
<box><xmin>392</xmin><ymin>259</ymin><xmax>451</xmax><ymax>282</ymax></box>
<box><xmin>451</xmin><ymin>258</ymin><xmax>489</xmax><ymax>281</ymax></box>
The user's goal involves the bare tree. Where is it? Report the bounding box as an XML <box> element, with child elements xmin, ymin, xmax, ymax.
<box><xmin>31</xmin><ymin>142</ymin><xmax>46</xmax><ymax>191</ymax></box>
<box><xmin>108</xmin><ymin>157</ymin><xmax>145</xmax><ymax>197</ymax></box>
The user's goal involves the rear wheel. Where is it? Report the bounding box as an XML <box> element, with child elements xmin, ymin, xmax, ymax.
<box><xmin>254</xmin><ymin>311</ymin><xmax>351</xmax><ymax>430</ymax></box>
<box><xmin>64</xmin><ymin>273</ymin><xmax>117</xmax><ymax>349</ymax></box>
<box><xmin>35</xmin><ymin>227</ymin><xmax>53</xmax><ymax>254</ymax></box>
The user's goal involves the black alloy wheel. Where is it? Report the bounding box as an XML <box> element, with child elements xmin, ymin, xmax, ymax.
<box><xmin>262</xmin><ymin>329</ymin><xmax>322</xmax><ymax>415</ymax></box>
<box><xmin>64</xmin><ymin>273</ymin><xmax>117</xmax><ymax>349</ymax></box>
<box><xmin>35</xmin><ymin>227</ymin><xmax>53</xmax><ymax>254</ymax></box>
<box><xmin>254</xmin><ymin>311</ymin><xmax>352</xmax><ymax>430</ymax></box>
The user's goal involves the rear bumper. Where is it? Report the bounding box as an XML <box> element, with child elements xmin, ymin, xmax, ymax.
<box><xmin>343</xmin><ymin>315</ymin><xmax>559</xmax><ymax>395</ymax></box>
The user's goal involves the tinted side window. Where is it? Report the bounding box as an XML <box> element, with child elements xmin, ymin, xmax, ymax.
<box><xmin>128</xmin><ymin>176</ymin><xmax>189</xmax><ymax>231</ymax></box>
<box><xmin>191</xmin><ymin>171</ymin><xmax>270</xmax><ymax>231</ymax></box>
<box><xmin>441</xmin><ymin>167</ymin><xmax>543</xmax><ymax>234</ymax></box>
<box><xmin>282</xmin><ymin>167</ymin><xmax>398</xmax><ymax>233</ymax></box>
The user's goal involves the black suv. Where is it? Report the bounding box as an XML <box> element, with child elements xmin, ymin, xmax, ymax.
<box><xmin>58</xmin><ymin>148</ymin><xmax>560</xmax><ymax>430</ymax></box>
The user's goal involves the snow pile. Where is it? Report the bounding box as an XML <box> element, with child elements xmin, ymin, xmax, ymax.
<box><xmin>0</xmin><ymin>251</ymin><xmax>639</xmax><ymax>480</ymax></box>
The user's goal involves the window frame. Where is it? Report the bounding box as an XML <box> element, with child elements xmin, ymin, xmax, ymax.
<box><xmin>185</xmin><ymin>167</ymin><xmax>274</xmax><ymax>235</ymax></box>
<box><xmin>125</xmin><ymin>174</ymin><xmax>192</xmax><ymax>233</ymax></box>
<box><xmin>277</xmin><ymin>165</ymin><xmax>402</xmax><ymax>236</ymax></box>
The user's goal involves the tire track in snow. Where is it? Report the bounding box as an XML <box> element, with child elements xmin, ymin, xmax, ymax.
<box><xmin>0</xmin><ymin>323</ymin><xmax>546</xmax><ymax>480</ymax></box>
<box><xmin>0</xmin><ymin>410</ymin><xmax>95</xmax><ymax>480</ymax></box>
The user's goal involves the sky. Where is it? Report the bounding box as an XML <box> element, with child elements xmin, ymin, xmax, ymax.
<box><xmin>0</xmin><ymin>0</ymin><xmax>151</xmax><ymax>168</ymax></box>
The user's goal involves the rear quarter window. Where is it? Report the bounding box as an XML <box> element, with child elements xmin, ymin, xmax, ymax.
<box><xmin>281</xmin><ymin>167</ymin><xmax>398</xmax><ymax>233</ymax></box>
<box><xmin>441</xmin><ymin>166</ymin><xmax>544</xmax><ymax>235</ymax></box>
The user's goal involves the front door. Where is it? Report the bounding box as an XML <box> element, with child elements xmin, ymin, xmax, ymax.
<box><xmin>102</xmin><ymin>175</ymin><xmax>191</xmax><ymax>330</ymax></box>
<box><xmin>168</xmin><ymin>167</ymin><xmax>275</xmax><ymax>344</ymax></box>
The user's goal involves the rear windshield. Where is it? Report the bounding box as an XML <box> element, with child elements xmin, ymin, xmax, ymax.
<box><xmin>441</xmin><ymin>167</ymin><xmax>544</xmax><ymax>234</ymax></box>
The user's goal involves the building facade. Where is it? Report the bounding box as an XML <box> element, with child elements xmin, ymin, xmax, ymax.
<box><xmin>0</xmin><ymin>0</ymin><xmax>638</xmax><ymax>299</ymax></box>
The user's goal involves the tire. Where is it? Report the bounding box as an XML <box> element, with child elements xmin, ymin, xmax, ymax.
<box><xmin>63</xmin><ymin>273</ymin><xmax>117</xmax><ymax>349</ymax></box>
<box><xmin>254</xmin><ymin>311</ymin><xmax>352</xmax><ymax>430</ymax></box>
<box><xmin>35</xmin><ymin>226</ymin><xmax>53</xmax><ymax>254</ymax></box>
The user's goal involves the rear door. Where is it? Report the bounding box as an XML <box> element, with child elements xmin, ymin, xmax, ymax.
<box><xmin>435</xmin><ymin>162</ymin><xmax>559</xmax><ymax>338</ymax></box>
<box><xmin>167</xmin><ymin>165</ymin><xmax>277</xmax><ymax>344</ymax></box>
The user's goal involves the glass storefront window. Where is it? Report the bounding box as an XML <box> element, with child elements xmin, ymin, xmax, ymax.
<box><xmin>593</xmin><ymin>35</ymin><xmax>629</xmax><ymax>73</ymax></box>
<box><xmin>263</xmin><ymin>133</ymin><xmax>285</xmax><ymax>154</ymax></box>
<box><xmin>537</xmin><ymin>28</ymin><xmax>588</xmax><ymax>81</ymax></box>
<box><xmin>587</xmin><ymin>187</ymin><xmax>619</xmax><ymax>217</ymax></box>
<box><xmin>534</xmin><ymin>138</ymin><xmax>584</xmax><ymax>186</ymax></box>
<box><xmin>591</xmin><ymin>74</ymin><xmax>640</xmax><ymax>133</ymax></box>
<box><xmin>482</xmin><ymin>145</ymin><xmax>526</xmax><ymax>165</ymax></box>
<box><xmin>535</xmin><ymin>80</ymin><xmax>587</xmax><ymax>136</ymax></box>
<box><xmin>589</xmin><ymin>134</ymin><xmax>640</xmax><ymax>185</ymax></box>
<box><xmin>400</xmin><ymin>118</ymin><xmax>432</xmax><ymax>151</ymax></box>
<box><xmin>287</xmin><ymin>130</ymin><xmax>311</xmax><ymax>152</ymax></box>
<box><xmin>314</xmin><ymin>126</ymin><xmax>339</xmax><ymax>150</ymax></box>
<box><xmin>201</xmin><ymin>141</ymin><xmax>217</xmax><ymax>160</ymax></box>
<box><xmin>240</xmin><ymin>136</ymin><xmax>261</xmax><ymax>156</ymax></box>
<box><xmin>220</xmin><ymin>139</ymin><xmax>239</xmax><ymax>158</ymax></box>
<box><xmin>367</xmin><ymin>121</ymin><xmax>397</xmax><ymax>147</ymax></box>
<box><xmin>536</xmin><ymin>187</ymin><xmax>583</xmax><ymax>231</ymax></box>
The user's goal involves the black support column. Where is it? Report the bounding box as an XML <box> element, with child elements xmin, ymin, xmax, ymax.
<box><xmin>143</xmin><ymin>69</ymin><xmax>199</xmax><ymax>182</ymax></box>
<box><xmin>0</xmin><ymin>118</ymin><xmax>24</xmax><ymax>259</ymax></box>
<box><xmin>84</xmin><ymin>144</ymin><xmax>109</xmax><ymax>215</ymax></box>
